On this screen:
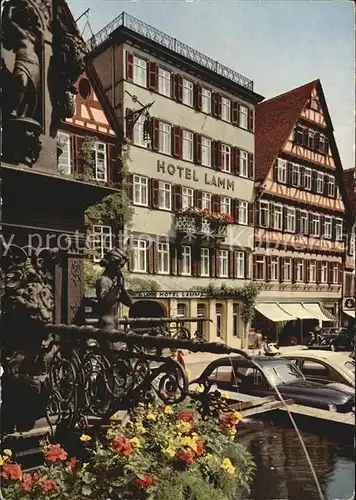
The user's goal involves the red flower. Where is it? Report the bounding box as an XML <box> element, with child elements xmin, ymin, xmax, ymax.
<box><xmin>219</xmin><ymin>412</ymin><xmax>240</xmax><ymax>429</ymax></box>
<box><xmin>178</xmin><ymin>410</ymin><xmax>194</xmax><ymax>422</ymax></box>
<box><xmin>177</xmin><ymin>449</ymin><xmax>195</xmax><ymax>464</ymax></box>
<box><xmin>22</xmin><ymin>474</ymin><xmax>32</xmax><ymax>491</ymax></box>
<box><xmin>66</xmin><ymin>457</ymin><xmax>79</xmax><ymax>470</ymax></box>
<box><xmin>1</xmin><ymin>463</ymin><xmax>23</xmax><ymax>481</ymax></box>
<box><xmin>133</xmin><ymin>474</ymin><xmax>154</xmax><ymax>488</ymax></box>
<box><xmin>41</xmin><ymin>479</ymin><xmax>60</xmax><ymax>493</ymax></box>
<box><xmin>46</xmin><ymin>444</ymin><xmax>68</xmax><ymax>463</ymax></box>
<box><xmin>196</xmin><ymin>440</ymin><xmax>205</xmax><ymax>456</ymax></box>
<box><xmin>112</xmin><ymin>436</ymin><xmax>133</xmax><ymax>457</ymax></box>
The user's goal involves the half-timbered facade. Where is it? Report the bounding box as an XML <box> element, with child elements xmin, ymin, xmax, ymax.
<box><xmin>253</xmin><ymin>80</ymin><xmax>346</xmax><ymax>342</ymax></box>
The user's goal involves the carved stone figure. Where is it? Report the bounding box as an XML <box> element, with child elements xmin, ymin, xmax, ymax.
<box><xmin>96</xmin><ymin>247</ymin><xmax>133</xmax><ymax>332</ymax></box>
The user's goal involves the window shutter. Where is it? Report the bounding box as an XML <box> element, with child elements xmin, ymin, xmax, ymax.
<box><xmin>147</xmin><ymin>61</ymin><xmax>158</xmax><ymax>91</ymax></box>
<box><xmin>194</xmin><ymin>83</ymin><xmax>202</xmax><ymax>110</ymax></box>
<box><xmin>175</xmin><ymin>74</ymin><xmax>183</xmax><ymax>102</ymax></box>
<box><xmin>232</xmin><ymin>250</ymin><xmax>238</xmax><ymax>278</ymax></box>
<box><xmin>316</xmin><ymin>261</ymin><xmax>322</xmax><ymax>284</ymax></box>
<box><xmin>194</xmin><ymin>133</ymin><xmax>202</xmax><ymax>164</ymax></box>
<box><xmin>127</xmin><ymin>174</ymin><xmax>134</xmax><ymax>202</ymax></box>
<box><xmin>173</xmin><ymin>184</ymin><xmax>182</xmax><ymax>211</ymax></box>
<box><xmin>217</xmin><ymin>93</ymin><xmax>222</xmax><ymax>118</ymax></box>
<box><xmin>177</xmin><ymin>245</ymin><xmax>183</xmax><ymax>276</ymax></box>
<box><xmin>152</xmin><ymin>242</ymin><xmax>159</xmax><ymax>274</ymax></box>
<box><xmin>248</xmin><ymin>203</ymin><xmax>254</xmax><ymax>225</ymax></box>
<box><xmin>332</xmin><ymin>218</ymin><xmax>337</xmax><ymax>240</ymax></box>
<box><xmin>273</xmin><ymin>160</ymin><xmax>278</xmax><ymax>181</ymax></box>
<box><xmin>194</xmin><ymin>190</ymin><xmax>202</xmax><ymax>209</ymax></box>
<box><xmin>248</xmin><ymin>108</ymin><xmax>254</xmax><ymax>132</ymax></box>
<box><xmin>232</xmin><ymin>147</ymin><xmax>240</xmax><ymax>175</ymax></box>
<box><xmin>228</xmin><ymin>250</ymin><xmax>234</xmax><ymax>278</ymax></box>
<box><xmin>215</xmin><ymin>249</ymin><xmax>220</xmax><ymax>277</ymax></box>
<box><xmin>292</xmin><ymin>258</ymin><xmax>297</xmax><ymax>283</ymax></box>
<box><xmin>252</xmin><ymin>254</ymin><xmax>257</xmax><ymax>280</ymax></box>
<box><xmin>192</xmin><ymin>246</ymin><xmax>199</xmax><ymax>277</ymax></box>
<box><xmin>304</xmin><ymin>260</ymin><xmax>309</xmax><ymax>283</ymax></box>
<box><xmin>300</xmin><ymin>166</ymin><xmax>305</xmax><ymax>186</ymax></box>
<box><xmin>232</xmin><ymin>199</ymin><xmax>239</xmax><ymax>223</ymax></box>
<box><xmin>312</xmin><ymin>171</ymin><xmax>317</xmax><ymax>192</ymax></box>
<box><xmin>125</xmin><ymin>108</ymin><xmax>134</xmax><ymax>141</ymax></box>
<box><xmin>266</xmin><ymin>256</ymin><xmax>271</xmax><ymax>282</ymax></box>
<box><xmin>283</xmin><ymin>206</ymin><xmax>288</xmax><ymax>231</ymax></box>
<box><xmin>269</xmin><ymin>204</ymin><xmax>274</xmax><ymax>229</ymax></box>
<box><xmin>295</xmin><ymin>209</ymin><xmax>300</xmax><ymax>234</ymax></box>
<box><xmin>107</xmin><ymin>143</ymin><xmax>114</xmax><ymax>184</ymax></box>
<box><xmin>216</xmin><ymin>141</ymin><xmax>222</xmax><ymax>170</ymax></box>
<box><xmin>327</xmin><ymin>262</ymin><xmax>333</xmax><ymax>285</ymax></box>
<box><xmin>75</xmin><ymin>136</ymin><xmax>85</xmax><ymax>173</ymax></box>
<box><xmin>302</xmin><ymin>128</ymin><xmax>309</xmax><ymax>147</ymax></box>
<box><xmin>338</xmin><ymin>263</ymin><xmax>342</xmax><ymax>284</ymax></box>
<box><xmin>212</xmin><ymin>93</ymin><xmax>222</xmax><ymax>118</ymax></box>
<box><xmin>172</xmin><ymin>126</ymin><xmax>182</xmax><ymax>158</ymax></box>
<box><xmin>151</xmin><ymin>118</ymin><xmax>160</xmax><ymax>151</ymax></box>
<box><xmin>148</xmin><ymin>243</ymin><xmax>154</xmax><ymax>274</ymax></box>
<box><xmin>323</xmin><ymin>174</ymin><xmax>329</xmax><ymax>196</ymax></box>
<box><xmin>211</xmin><ymin>141</ymin><xmax>217</xmax><ymax>169</ymax></box>
<box><xmin>170</xmin><ymin>73</ymin><xmax>176</xmax><ymax>98</ymax></box>
<box><xmin>244</xmin><ymin>253</ymin><xmax>250</xmax><ymax>279</ymax></box>
<box><xmin>286</xmin><ymin>162</ymin><xmax>293</xmax><ymax>185</ymax></box>
<box><xmin>231</xmin><ymin>102</ymin><xmax>239</xmax><ymax>125</ymax></box>
<box><xmin>212</xmin><ymin>195</ymin><xmax>220</xmax><ymax>213</ymax></box>
<box><xmin>320</xmin><ymin>215</ymin><xmax>325</xmax><ymax>237</ymax></box>
<box><xmin>210</xmin><ymin>248</ymin><xmax>216</xmax><ymax>277</ymax></box>
<box><xmin>170</xmin><ymin>243</ymin><xmax>177</xmax><ymax>275</ymax></box>
<box><xmin>279</xmin><ymin>257</ymin><xmax>284</xmax><ymax>282</ymax></box>
<box><xmin>151</xmin><ymin>179</ymin><xmax>159</xmax><ymax>208</ymax></box>
<box><xmin>126</xmin><ymin>51</ymin><xmax>134</xmax><ymax>82</ymax></box>
<box><xmin>314</xmin><ymin>132</ymin><xmax>320</xmax><ymax>151</ymax></box>
<box><xmin>324</xmin><ymin>138</ymin><xmax>329</xmax><ymax>154</ymax></box>
<box><xmin>248</xmin><ymin>153</ymin><xmax>254</xmax><ymax>179</ymax></box>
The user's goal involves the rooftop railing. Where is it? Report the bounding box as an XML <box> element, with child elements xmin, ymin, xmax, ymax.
<box><xmin>87</xmin><ymin>12</ymin><xmax>254</xmax><ymax>91</ymax></box>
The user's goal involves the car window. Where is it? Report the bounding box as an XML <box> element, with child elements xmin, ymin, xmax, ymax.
<box><xmin>208</xmin><ymin>366</ymin><xmax>233</xmax><ymax>383</ymax></box>
<box><xmin>301</xmin><ymin>360</ymin><xmax>329</xmax><ymax>377</ymax></box>
<box><xmin>345</xmin><ymin>361</ymin><xmax>355</xmax><ymax>376</ymax></box>
<box><xmin>243</xmin><ymin>368</ymin><xmax>266</xmax><ymax>387</ymax></box>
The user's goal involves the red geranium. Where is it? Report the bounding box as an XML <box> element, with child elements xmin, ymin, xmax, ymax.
<box><xmin>66</xmin><ymin>457</ymin><xmax>79</xmax><ymax>470</ymax></box>
<box><xmin>177</xmin><ymin>449</ymin><xmax>195</xmax><ymax>464</ymax></box>
<box><xmin>22</xmin><ymin>473</ymin><xmax>32</xmax><ymax>491</ymax></box>
<box><xmin>178</xmin><ymin>410</ymin><xmax>194</xmax><ymax>422</ymax></box>
<box><xmin>220</xmin><ymin>412</ymin><xmax>240</xmax><ymax>429</ymax></box>
<box><xmin>46</xmin><ymin>444</ymin><xmax>68</xmax><ymax>463</ymax></box>
<box><xmin>112</xmin><ymin>436</ymin><xmax>133</xmax><ymax>457</ymax></box>
<box><xmin>41</xmin><ymin>479</ymin><xmax>60</xmax><ymax>493</ymax></box>
<box><xmin>196</xmin><ymin>439</ymin><xmax>205</xmax><ymax>456</ymax></box>
<box><xmin>1</xmin><ymin>463</ymin><xmax>23</xmax><ymax>481</ymax></box>
<box><xmin>133</xmin><ymin>474</ymin><xmax>154</xmax><ymax>488</ymax></box>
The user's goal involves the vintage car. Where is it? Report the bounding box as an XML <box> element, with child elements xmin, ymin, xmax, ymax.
<box><xmin>281</xmin><ymin>350</ymin><xmax>355</xmax><ymax>393</ymax></box>
<box><xmin>307</xmin><ymin>327</ymin><xmax>354</xmax><ymax>351</ymax></box>
<box><xmin>190</xmin><ymin>356</ymin><xmax>355</xmax><ymax>414</ymax></box>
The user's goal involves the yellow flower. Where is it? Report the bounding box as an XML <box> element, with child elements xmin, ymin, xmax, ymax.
<box><xmin>130</xmin><ymin>437</ymin><xmax>142</xmax><ymax>448</ymax></box>
<box><xmin>135</xmin><ymin>423</ymin><xmax>146</xmax><ymax>434</ymax></box>
<box><xmin>192</xmin><ymin>384</ymin><xmax>204</xmax><ymax>393</ymax></box>
<box><xmin>177</xmin><ymin>421</ymin><xmax>191</xmax><ymax>434</ymax></box>
<box><xmin>204</xmin><ymin>453</ymin><xmax>214</xmax><ymax>461</ymax></box>
<box><xmin>0</xmin><ymin>457</ymin><xmax>4</xmax><ymax>466</ymax></box>
<box><xmin>164</xmin><ymin>406</ymin><xmax>174</xmax><ymax>415</ymax></box>
<box><xmin>163</xmin><ymin>445</ymin><xmax>176</xmax><ymax>458</ymax></box>
<box><xmin>146</xmin><ymin>412</ymin><xmax>157</xmax><ymax>421</ymax></box>
<box><xmin>221</xmin><ymin>458</ymin><xmax>236</xmax><ymax>474</ymax></box>
<box><xmin>80</xmin><ymin>434</ymin><xmax>92</xmax><ymax>442</ymax></box>
<box><xmin>228</xmin><ymin>427</ymin><xmax>237</xmax><ymax>437</ymax></box>
<box><xmin>233</xmin><ymin>411</ymin><xmax>243</xmax><ymax>421</ymax></box>
<box><xmin>3</xmin><ymin>449</ymin><xmax>12</xmax><ymax>457</ymax></box>
<box><xmin>179</xmin><ymin>436</ymin><xmax>198</xmax><ymax>452</ymax></box>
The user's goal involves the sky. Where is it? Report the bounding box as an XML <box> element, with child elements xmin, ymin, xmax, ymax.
<box><xmin>68</xmin><ymin>0</ymin><xmax>355</xmax><ymax>169</ymax></box>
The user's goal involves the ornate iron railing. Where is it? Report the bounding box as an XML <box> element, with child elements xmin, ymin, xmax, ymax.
<box><xmin>87</xmin><ymin>12</ymin><xmax>254</xmax><ymax>91</ymax></box>
<box><xmin>175</xmin><ymin>214</ymin><xmax>228</xmax><ymax>241</ymax></box>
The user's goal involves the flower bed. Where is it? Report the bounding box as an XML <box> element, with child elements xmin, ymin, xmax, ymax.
<box><xmin>1</xmin><ymin>399</ymin><xmax>255</xmax><ymax>499</ymax></box>
<box><xmin>176</xmin><ymin>206</ymin><xmax>234</xmax><ymax>225</ymax></box>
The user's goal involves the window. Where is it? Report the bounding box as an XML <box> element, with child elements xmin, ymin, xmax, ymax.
<box><xmin>319</xmin><ymin>135</ymin><xmax>326</xmax><ymax>154</ymax></box>
<box><xmin>308</xmin><ymin>131</ymin><xmax>314</xmax><ymax>149</ymax></box>
<box><xmin>350</xmin><ymin>233</ymin><xmax>355</xmax><ymax>256</ymax></box>
<box><xmin>277</xmin><ymin>159</ymin><xmax>287</xmax><ymax>184</ymax></box>
<box><xmin>219</xmin><ymin>250</ymin><xmax>229</xmax><ymax>277</ymax></box>
<box><xmin>182</xmin><ymin>79</ymin><xmax>194</xmax><ymax>106</ymax></box>
<box><xmin>335</xmin><ymin>219</ymin><xmax>343</xmax><ymax>241</ymax></box>
<box><xmin>316</xmin><ymin>172</ymin><xmax>324</xmax><ymax>194</ymax></box>
<box><xmin>200</xmin><ymin>248</ymin><xmax>210</xmax><ymax>277</ymax></box>
<box><xmin>133</xmin><ymin>240</ymin><xmax>147</xmax><ymax>272</ymax></box>
<box><xmin>91</xmin><ymin>142</ymin><xmax>107</xmax><ymax>181</ymax></box>
<box><xmin>236</xmin><ymin>252</ymin><xmax>245</xmax><ymax>278</ymax></box>
<box><xmin>177</xmin><ymin>303</ymin><xmax>187</xmax><ymax>317</ymax></box>
<box><xmin>216</xmin><ymin>304</ymin><xmax>223</xmax><ymax>337</ymax></box>
<box><xmin>220</xmin><ymin>197</ymin><xmax>231</xmax><ymax>215</ymax></box>
<box><xmin>332</xmin><ymin>263</ymin><xmax>339</xmax><ymax>284</ymax></box>
<box><xmin>295</xmin><ymin>126</ymin><xmax>304</xmax><ymax>145</ymax></box>
<box><xmin>300</xmin><ymin>211</ymin><xmax>309</xmax><ymax>235</ymax></box>
<box><xmin>270</xmin><ymin>257</ymin><xmax>279</xmax><ymax>281</ymax></box>
<box><xmin>291</xmin><ymin>164</ymin><xmax>300</xmax><ymax>186</ymax></box>
<box><xmin>238</xmin><ymin>201</ymin><xmax>248</xmax><ymax>225</ymax></box>
<box><xmin>197</xmin><ymin>304</ymin><xmax>206</xmax><ymax>339</ymax></box>
<box><xmin>274</xmin><ymin>205</ymin><xmax>283</xmax><ymax>230</ymax></box>
<box><xmin>202</xmin><ymin>192</ymin><xmax>212</xmax><ymax>211</ymax></box>
<box><xmin>133</xmin><ymin>175</ymin><xmax>148</xmax><ymax>206</ymax></box>
<box><xmin>296</xmin><ymin>259</ymin><xmax>304</xmax><ymax>282</ymax></box>
<box><xmin>182</xmin><ymin>187</ymin><xmax>194</xmax><ymax>208</ymax></box>
<box><xmin>202</xmin><ymin>88</ymin><xmax>211</xmax><ymax>114</ymax></box>
<box><xmin>310</xmin><ymin>99</ymin><xmax>320</xmax><ymax>111</ymax></box>
<box><xmin>92</xmin><ymin>225</ymin><xmax>112</xmax><ymax>262</ymax></box>
<box><xmin>255</xmin><ymin>255</ymin><xmax>265</xmax><ymax>280</ymax></box>
<box><xmin>328</xmin><ymin>176</ymin><xmax>335</xmax><ymax>197</ymax></box>
<box><xmin>134</xmin><ymin>114</ymin><xmax>149</xmax><ymax>147</ymax></box>
<box><xmin>311</xmin><ymin>214</ymin><xmax>320</xmax><ymax>237</ymax></box>
<box><xmin>283</xmin><ymin>257</ymin><xmax>292</xmax><ymax>281</ymax></box>
<box><xmin>57</xmin><ymin>132</ymin><xmax>71</xmax><ymax>174</ymax></box>
<box><xmin>321</xmin><ymin>262</ymin><xmax>328</xmax><ymax>283</ymax></box>
<box><xmin>158</xmin><ymin>122</ymin><xmax>171</xmax><ymax>155</ymax></box>
<box><xmin>181</xmin><ymin>246</ymin><xmax>191</xmax><ymax>275</ymax></box>
<box><xmin>158</xmin><ymin>67</ymin><xmax>171</xmax><ymax>96</ymax></box>
<box><xmin>233</xmin><ymin>304</ymin><xmax>239</xmax><ymax>337</ymax></box>
<box><xmin>182</xmin><ymin>130</ymin><xmax>193</xmax><ymax>161</ymax></box>
<box><xmin>239</xmin><ymin>105</ymin><xmax>248</xmax><ymax>129</ymax></box>
<box><xmin>240</xmin><ymin>150</ymin><xmax>248</xmax><ymax>178</ymax></box>
<box><xmin>221</xmin><ymin>97</ymin><xmax>231</xmax><ymax>122</ymax></box>
<box><xmin>157</xmin><ymin>243</ymin><xmax>170</xmax><ymax>274</ymax></box>
<box><xmin>201</xmin><ymin>137</ymin><xmax>211</xmax><ymax>167</ymax></box>
<box><xmin>286</xmin><ymin>207</ymin><xmax>296</xmax><ymax>233</ymax></box>
<box><xmin>309</xmin><ymin>260</ymin><xmax>316</xmax><ymax>282</ymax></box>
<box><xmin>304</xmin><ymin>168</ymin><xmax>312</xmax><ymax>190</ymax></box>
<box><xmin>221</xmin><ymin>144</ymin><xmax>231</xmax><ymax>172</ymax></box>
<box><xmin>158</xmin><ymin>182</ymin><xmax>172</xmax><ymax>210</ymax></box>
<box><xmin>323</xmin><ymin>216</ymin><xmax>332</xmax><ymax>239</ymax></box>
<box><xmin>259</xmin><ymin>201</ymin><xmax>269</xmax><ymax>228</ymax></box>
<box><xmin>133</xmin><ymin>56</ymin><xmax>147</xmax><ymax>86</ymax></box>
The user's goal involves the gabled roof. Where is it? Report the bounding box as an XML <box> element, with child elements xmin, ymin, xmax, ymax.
<box><xmin>342</xmin><ymin>168</ymin><xmax>355</xmax><ymax>216</ymax></box>
<box><xmin>255</xmin><ymin>80</ymin><xmax>319</xmax><ymax>182</ymax></box>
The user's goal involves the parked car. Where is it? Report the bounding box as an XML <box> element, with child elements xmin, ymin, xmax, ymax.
<box><xmin>190</xmin><ymin>356</ymin><xmax>355</xmax><ymax>414</ymax></box>
<box><xmin>307</xmin><ymin>327</ymin><xmax>354</xmax><ymax>351</ymax></box>
<box><xmin>281</xmin><ymin>350</ymin><xmax>355</xmax><ymax>392</ymax></box>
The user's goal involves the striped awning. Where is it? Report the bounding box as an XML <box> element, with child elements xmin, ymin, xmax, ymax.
<box><xmin>302</xmin><ymin>303</ymin><xmax>336</xmax><ymax>321</ymax></box>
<box><xmin>343</xmin><ymin>310</ymin><xmax>355</xmax><ymax>318</ymax></box>
<box><xmin>279</xmin><ymin>303</ymin><xmax>315</xmax><ymax>320</ymax></box>
<box><xmin>255</xmin><ymin>303</ymin><xmax>296</xmax><ymax>322</ymax></box>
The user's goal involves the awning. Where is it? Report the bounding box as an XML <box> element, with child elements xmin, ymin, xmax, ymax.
<box><xmin>343</xmin><ymin>310</ymin><xmax>355</xmax><ymax>318</ymax></box>
<box><xmin>302</xmin><ymin>303</ymin><xmax>335</xmax><ymax>321</ymax></box>
<box><xmin>255</xmin><ymin>303</ymin><xmax>296</xmax><ymax>322</ymax></box>
<box><xmin>279</xmin><ymin>303</ymin><xmax>315</xmax><ymax>320</ymax></box>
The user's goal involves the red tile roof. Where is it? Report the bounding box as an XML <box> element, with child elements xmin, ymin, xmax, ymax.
<box><xmin>342</xmin><ymin>168</ymin><xmax>355</xmax><ymax>216</ymax></box>
<box><xmin>255</xmin><ymin>80</ymin><xmax>319</xmax><ymax>182</ymax></box>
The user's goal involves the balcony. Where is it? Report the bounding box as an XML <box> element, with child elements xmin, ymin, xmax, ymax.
<box><xmin>175</xmin><ymin>214</ymin><xmax>228</xmax><ymax>242</ymax></box>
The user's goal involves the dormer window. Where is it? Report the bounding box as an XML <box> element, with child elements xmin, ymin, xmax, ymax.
<box><xmin>310</xmin><ymin>99</ymin><xmax>320</xmax><ymax>111</ymax></box>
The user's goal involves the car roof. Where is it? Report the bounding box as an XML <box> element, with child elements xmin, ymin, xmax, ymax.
<box><xmin>195</xmin><ymin>355</ymin><xmax>293</xmax><ymax>375</ymax></box>
<box><xmin>281</xmin><ymin>350</ymin><xmax>354</xmax><ymax>362</ymax></box>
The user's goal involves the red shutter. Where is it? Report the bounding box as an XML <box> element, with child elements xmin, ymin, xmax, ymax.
<box><xmin>126</xmin><ymin>108</ymin><xmax>134</xmax><ymax>141</ymax></box>
<box><xmin>170</xmin><ymin>243</ymin><xmax>177</xmax><ymax>275</ymax></box>
<box><xmin>215</xmin><ymin>250</ymin><xmax>220</xmax><ymax>277</ymax></box>
<box><xmin>228</xmin><ymin>251</ymin><xmax>234</xmax><ymax>278</ymax></box>
<box><xmin>266</xmin><ymin>256</ymin><xmax>271</xmax><ymax>282</ymax></box>
<box><xmin>252</xmin><ymin>254</ymin><xmax>257</xmax><ymax>280</ymax></box>
<box><xmin>212</xmin><ymin>93</ymin><xmax>222</xmax><ymax>118</ymax></box>
<box><xmin>248</xmin><ymin>108</ymin><xmax>254</xmax><ymax>132</ymax></box>
<box><xmin>305</xmin><ymin>260</ymin><xmax>310</xmax><ymax>283</ymax></box>
<box><xmin>248</xmin><ymin>153</ymin><xmax>254</xmax><ymax>179</ymax></box>
<box><xmin>194</xmin><ymin>133</ymin><xmax>202</xmax><ymax>164</ymax></box>
<box><xmin>292</xmin><ymin>258</ymin><xmax>297</xmax><ymax>283</ymax></box>
<box><xmin>126</xmin><ymin>51</ymin><xmax>134</xmax><ymax>82</ymax></box>
<box><xmin>233</xmin><ymin>148</ymin><xmax>240</xmax><ymax>175</ymax></box>
<box><xmin>244</xmin><ymin>253</ymin><xmax>250</xmax><ymax>279</ymax></box>
<box><xmin>233</xmin><ymin>250</ymin><xmax>238</xmax><ymax>278</ymax></box>
<box><xmin>216</xmin><ymin>141</ymin><xmax>222</xmax><ymax>170</ymax></box>
<box><xmin>248</xmin><ymin>203</ymin><xmax>254</xmax><ymax>225</ymax></box>
<box><xmin>75</xmin><ymin>136</ymin><xmax>85</xmax><ymax>173</ymax></box>
<box><xmin>211</xmin><ymin>141</ymin><xmax>217</xmax><ymax>169</ymax></box>
<box><xmin>107</xmin><ymin>143</ymin><xmax>115</xmax><ymax>184</ymax></box>
<box><xmin>194</xmin><ymin>83</ymin><xmax>202</xmax><ymax>110</ymax></box>
<box><xmin>151</xmin><ymin>118</ymin><xmax>159</xmax><ymax>151</ymax></box>
<box><xmin>232</xmin><ymin>199</ymin><xmax>239</xmax><ymax>224</ymax></box>
<box><xmin>327</xmin><ymin>262</ymin><xmax>333</xmax><ymax>285</ymax></box>
<box><xmin>236</xmin><ymin>103</ymin><xmax>241</xmax><ymax>127</ymax></box>
<box><xmin>217</xmin><ymin>93</ymin><xmax>222</xmax><ymax>118</ymax></box>
<box><xmin>150</xmin><ymin>179</ymin><xmax>159</xmax><ymax>208</ymax></box>
<box><xmin>210</xmin><ymin>248</ymin><xmax>216</xmax><ymax>277</ymax></box>
<box><xmin>212</xmin><ymin>195</ymin><xmax>220</xmax><ymax>213</ymax></box>
<box><xmin>175</xmin><ymin>74</ymin><xmax>183</xmax><ymax>102</ymax></box>
<box><xmin>147</xmin><ymin>61</ymin><xmax>158</xmax><ymax>91</ymax></box>
<box><xmin>127</xmin><ymin>174</ymin><xmax>134</xmax><ymax>202</ymax></box>
<box><xmin>177</xmin><ymin>246</ymin><xmax>183</xmax><ymax>276</ymax></box>
<box><xmin>148</xmin><ymin>244</ymin><xmax>154</xmax><ymax>274</ymax></box>
<box><xmin>279</xmin><ymin>257</ymin><xmax>284</xmax><ymax>282</ymax></box>
<box><xmin>152</xmin><ymin>241</ymin><xmax>158</xmax><ymax>274</ymax></box>
<box><xmin>173</xmin><ymin>184</ymin><xmax>182</xmax><ymax>210</ymax></box>
<box><xmin>172</xmin><ymin>126</ymin><xmax>182</xmax><ymax>158</ymax></box>
<box><xmin>231</xmin><ymin>102</ymin><xmax>239</xmax><ymax>125</ymax></box>
<box><xmin>194</xmin><ymin>190</ymin><xmax>202</xmax><ymax>209</ymax></box>
<box><xmin>170</xmin><ymin>73</ymin><xmax>176</xmax><ymax>98</ymax></box>
<box><xmin>338</xmin><ymin>263</ymin><xmax>343</xmax><ymax>284</ymax></box>
<box><xmin>316</xmin><ymin>261</ymin><xmax>322</xmax><ymax>284</ymax></box>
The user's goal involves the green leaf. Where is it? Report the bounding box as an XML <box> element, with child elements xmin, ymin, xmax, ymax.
<box><xmin>81</xmin><ymin>485</ymin><xmax>92</xmax><ymax>496</ymax></box>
